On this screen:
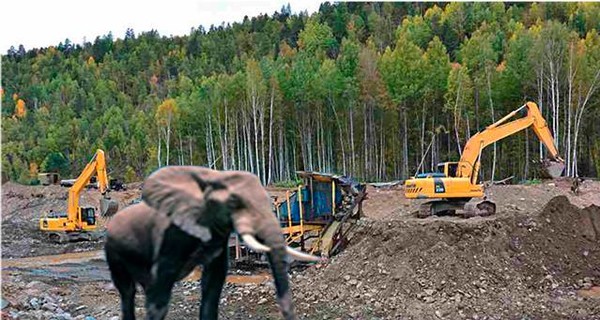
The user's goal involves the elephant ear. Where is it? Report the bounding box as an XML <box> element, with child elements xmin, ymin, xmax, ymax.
<box><xmin>141</xmin><ymin>166</ymin><xmax>226</xmax><ymax>241</ymax></box>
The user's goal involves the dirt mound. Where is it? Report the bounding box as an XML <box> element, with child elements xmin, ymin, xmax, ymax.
<box><xmin>290</xmin><ymin>196</ymin><xmax>600</xmax><ymax>319</ymax></box>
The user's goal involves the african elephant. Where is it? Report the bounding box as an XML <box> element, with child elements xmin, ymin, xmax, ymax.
<box><xmin>104</xmin><ymin>166</ymin><xmax>319</xmax><ymax>320</ymax></box>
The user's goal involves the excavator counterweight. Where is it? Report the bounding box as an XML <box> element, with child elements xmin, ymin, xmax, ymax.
<box><xmin>405</xmin><ymin>101</ymin><xmax>564</xmax><ymax>218</ymax></box>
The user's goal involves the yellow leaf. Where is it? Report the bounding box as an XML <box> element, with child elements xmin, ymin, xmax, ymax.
<box><xmin>29</xmin><ymin>162</ymin><xmax>39</xmax><ymax>178</ymax></box>
<box><xmin>496</xmin><ymin>61</ymin><xmax>506</xmax><ymax>72</ymax></box>
<box><xmin>156</xmin><ymin>98</ymin><xmax>178</xmax><ymax>125</ymax></box>
<box><xmin>15</xmin><ymin>99</ymin><xmax>27</xmax><ymax>118</ymax></box>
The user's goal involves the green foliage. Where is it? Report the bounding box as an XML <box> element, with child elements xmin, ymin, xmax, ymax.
<box><xmin>521</xmin><ymin>178</ymin><xmax>542</xmax><ymax>185</ymax></box>
<box><xmin>272</xmin><ymin>178</ymin><xmax>302</xmax><ymax>188</ymax></box>
<box><xmin>379</xmin><ymin>33</ymin><xmax>424</xmax><ymax>105</ymax></box>
<box><xmin>124</xmin><ymin>165</ymin><xmax>137</xmax><ymax>183</ymax></box>
<box><xmin>41</xmin><ymin>152</ymin><xmax>69</xmax><ymax>175</ymax></box>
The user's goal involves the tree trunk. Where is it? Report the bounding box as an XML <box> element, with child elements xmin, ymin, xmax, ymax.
<box><xmin>537</xmin><ymin>60</ymin><xmax>545</xmax><ymax>161</ymax></box>
<box><xmin>402</xmin><ymin>106</ymin><xmax>409</xmax><ymax>178</ymax></box>
<box><xmin>188</xmin><ymin>136</ymin><xmax>193</xmax><ymax>165</ymax></box>
<box><xmin>350</xmin><ymin>102</ymin><xmax>355</xmax><ymax>175</ymax></box>
<box><xmin>260</xmin><ymin>97</ymin><xmax>266</xmax><ymax>185</ymax></box>
<box><xmin>329</xmin><ymin>94</ymin><xmax>346</xmax><ymax>175</ymax></box>
<box><xmin>165</xmin><ymin>114</ymin><xmax>171</xmax><ymax>166</ymax></box>
<box><xmin>486</xmin><ymin>69</ymin><xmax>496</xmax><ymax>182</ymax></box>
<box><xmin>157</xmin><ymin>126</ymin><xmax>162</xmax><ymax>167</ymax></box>
<box><xmin>267</xmin><ymin>87</ymin><xmax>274</xmax><ymax>184</ymax></box>
<box><xmin>524</xmin><ymin>129</ymin><xmax>529</xmax><ymax>179</ymax></box>
<box><xmin>364</xmin><ymin>103</ymin><xmax>369</xmax><ymax>178</ymax></box>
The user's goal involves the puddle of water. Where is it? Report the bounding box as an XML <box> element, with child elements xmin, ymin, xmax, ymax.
<box><xmin>184</xmin><ymin>267</ymin><xmax>270</xmax><ymax>284</ymax></box>
<box><xmin>3</xmin><ymin>251</ymin><xmax>270</xmax><ymax>285</ymax></box>
<box><xmin>2</xmin><ymin>250</ymin><xmax>104</xmax><ymax>268</ymax></box>
<box><xmin>4</xmin><ymin>259</ymin><xmax>112</xmax><ymax>282</ymax></box>
<box><xmin>578</xmin><ymin>286</ymin><xmax>600</xmax><ymax>298</ymax></box>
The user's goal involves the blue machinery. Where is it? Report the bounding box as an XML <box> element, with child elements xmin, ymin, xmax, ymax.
<box><xmin>275</xmin><ymin>171</ymin><xmax>367</xmax><ymax>257</ymax></box>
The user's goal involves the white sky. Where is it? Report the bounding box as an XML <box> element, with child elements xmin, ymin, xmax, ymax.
<box><xmin>0</xmin><ymin>0</ymin><xmax>323</xmax><ymax>53</ymax></box>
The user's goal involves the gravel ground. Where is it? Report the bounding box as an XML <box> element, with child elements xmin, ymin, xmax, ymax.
<box><xmin>1</xmin><ymin>179</ymin><xmax>599</xmax><ymax>319</ymax></box>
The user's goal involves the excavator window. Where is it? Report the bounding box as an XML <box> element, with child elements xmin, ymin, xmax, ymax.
<box><xmin>81</xmin><ymin>207</ymin><xmax>96</xmax><ymax>226</ymax></box>
<box><xmin>447</xmin><ymin>163</ymin><xmax>458</xmax><ymax>177</ymax></box>
<box><xmin>436</xmin><ymin>163</ymin><xmax>446</xmax><ymax>174</ymax></box>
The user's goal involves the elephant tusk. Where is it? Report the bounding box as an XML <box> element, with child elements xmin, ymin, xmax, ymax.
<box><xmin>286</xmin><ymin>246</ymin><xmax>322</xmax><ymax>262</ymax></box>
<box><xmin>241</xmin><ymin>234</ymin><xmax>271</xmax><ymax>253</ymax></box>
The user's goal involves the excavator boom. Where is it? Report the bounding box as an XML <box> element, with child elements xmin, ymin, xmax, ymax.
<box><xmin>457</xmin><ymin>102</ymin><xmax>564</xmax><ymax>183</ymax></box>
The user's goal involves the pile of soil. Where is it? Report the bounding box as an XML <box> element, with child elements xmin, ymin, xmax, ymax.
<box><xmin>287</xmin><ymin>195</ymin><xmax>600</xmax><ymax>319</ymax></box>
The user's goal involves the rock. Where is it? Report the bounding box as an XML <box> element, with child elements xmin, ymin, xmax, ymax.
<box><xmin>0</xmin><ymin>298</ymin><xmax>8</xmax><ymax>309</ymax></box>
<box><xmin>257</xmin><ymin>298</ymin><xmax>268</xmax><ymax>305</ymax></box>
<box><xmin>26</xmin><ymin>281</ymin><xmax>44</xmax><ymax>288</ymax></box>
<box><xmin>42</xmin><ymin>294</ymin><xmax>56</xmax><ymax>304</ymax></box>
<box><xmin>424</xmin><ymin>289</ymin><xmax>435</xmax><ymax>296</ymax></box>
<box><xmin>29</xmin><ymin>297</ymin><xmax>41</xmax><ymax>310</ymax></box>
<box><xmin>42</xmin><ymin>302</ymin><xmax>58</xmax><ymax>311</ymax></box>
<box><xmin>109</xmin><ymin>316</ymin><xmax>120</xmax><ymax>320</ymax></box>
<box><xmin>54</xmin><ymin>312</ymin><xmax>73</xmax><ymax>320</ymax></box>
<box><xmin>75</xmin><ymin>305</ymin><xmax>87</xmax><ymax>312</ymax></box>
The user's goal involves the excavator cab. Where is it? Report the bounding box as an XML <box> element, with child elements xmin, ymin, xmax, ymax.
<box><xmin>80</xmin><ymin>206</ymin><xmax>97</xmax><ymax>226</ymax></box>
<box><xmin>414</xmin><ymin>162</ymin><xmax>458</xmax><ymax>179</ymax></box>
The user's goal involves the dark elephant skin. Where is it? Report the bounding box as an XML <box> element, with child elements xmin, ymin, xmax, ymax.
<box><xmin>105</xmin><ymin>166</ymin><xmax>298</xmax><ymax>320</ymax></box>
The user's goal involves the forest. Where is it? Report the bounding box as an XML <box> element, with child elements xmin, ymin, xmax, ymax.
<box><xmin>2</xmin><ymin>2</ymin><xmax>600</xmax><ymax>186</ymax></box>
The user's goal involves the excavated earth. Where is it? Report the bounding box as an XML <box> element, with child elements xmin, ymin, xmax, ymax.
<box><xmin>1</xmin><ymin>182</ymin><xmax>142</xmax><ymax>258</ymax></box>
<box><xmin>1</xmin><ymin>178</ymin><xmax>600</xmax><ymax>319</ymax></box>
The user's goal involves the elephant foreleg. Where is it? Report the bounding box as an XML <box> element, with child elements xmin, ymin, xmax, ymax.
<box><xmin>144</xmin><ymin>261</ymin><xmax>180</xmax><ymax>320</ymax></box>
<box><xmin>200</xmin><ymin>245</ymin><xmax>229</xmax><ymax>320</ymax></box>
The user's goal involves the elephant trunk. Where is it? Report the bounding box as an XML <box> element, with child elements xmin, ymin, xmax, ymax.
<box><xmin>260</xmin><ymin>223</ymin><xmax>296</xmax><ymax>320</ymax></box>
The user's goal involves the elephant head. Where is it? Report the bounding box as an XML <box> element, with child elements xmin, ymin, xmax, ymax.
<box><xmin>140</xmin><ymin>166</ymin><xmax>319</xmax><ymax>319</ymax></box>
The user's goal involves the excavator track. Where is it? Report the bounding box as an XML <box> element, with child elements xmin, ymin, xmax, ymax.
<box><xmin>417</xmin><ymin>198</ymin><xmax>496</xmax><ymax>218</ymax></box>
<box><xmin>463</xmin><ymin>200</ymin><xmax>496</xmax><ymax>217</ymax></box>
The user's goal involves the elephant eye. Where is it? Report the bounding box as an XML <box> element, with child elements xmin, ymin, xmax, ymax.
<box><xmin>226</xmin><ymin>194</ymin><xmax>245</xmax><ymax>210</ymax></box>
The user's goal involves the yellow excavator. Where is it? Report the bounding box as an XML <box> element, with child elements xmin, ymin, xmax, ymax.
<box><xmin>405</xmin><ymin>101</ymin><xmax>565</xmax><ymax>217</ymax></box>
<box><xmin>39</xmin><ymin>149</ymin><xmax>119</xmax><ymax>242</ymax></box>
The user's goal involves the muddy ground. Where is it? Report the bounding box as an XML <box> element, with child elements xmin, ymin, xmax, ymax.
<box><xmin>1</xmin><ymin>178</ymin><xmax>600</xmax><ymax>319</ymax></box>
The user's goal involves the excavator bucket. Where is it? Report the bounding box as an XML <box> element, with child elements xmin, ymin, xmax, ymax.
<box><xmin>540</xmin><ymin>159</ymin><xmax>565</xmax><ymax>179</ymax></box>
<box><xmin>100</xmin><ymin>197</ymin><xmax>119</xmax><ymax>217</ymax></box>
